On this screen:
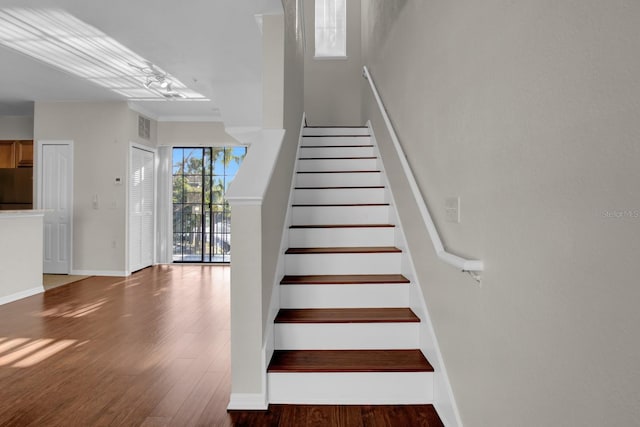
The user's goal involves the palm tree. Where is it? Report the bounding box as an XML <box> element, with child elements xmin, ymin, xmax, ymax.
<box><xmin>172</xmin><ymin>146</ymin><xmax>246</xmax><ymax>261</ymax></box>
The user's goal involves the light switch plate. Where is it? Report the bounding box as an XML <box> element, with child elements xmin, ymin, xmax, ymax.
<box><xmin>445</xmin><ymin>197</ymin><xmax>460</xmax><ymax>223</ymax></box>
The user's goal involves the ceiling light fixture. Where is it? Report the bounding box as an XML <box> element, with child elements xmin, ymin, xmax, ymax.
<box><xmin>0</xmin><ymin>8</ymin><xmax>208</xmax><ymax>101</ymax></box>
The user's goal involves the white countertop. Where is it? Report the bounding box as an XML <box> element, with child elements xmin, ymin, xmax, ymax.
<box><xmin>0</xmin><ymin>210</ymin><xmax>45</xmax><ymax>218</ymax></box>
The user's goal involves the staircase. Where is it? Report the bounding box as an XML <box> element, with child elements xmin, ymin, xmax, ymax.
<box><xmin>267</xmin><ymin>126</ymin><xmax>435</xmax><ymax>405</ymax></box>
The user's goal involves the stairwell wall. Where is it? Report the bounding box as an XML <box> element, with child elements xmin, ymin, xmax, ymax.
<box><xmin>362</xmin><ymin>1</ymin><xmax>640</xmax><ymax>426</ymax></box>
<box><xmin>261</xmin><ymin>0</ymin><xmax>305</xmax><ymax>331</ymax></box>
<box><xmin>0</xmin><ymin>116</ymin><xmax>34</xmax><ymax>139</ymax></box>
<box><xmin>303</xmin><ymin>0</ymin><xmax>363</xmax><ymax>125</ymax></box>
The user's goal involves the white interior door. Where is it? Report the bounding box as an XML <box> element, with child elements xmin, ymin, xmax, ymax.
<box><xmin>129</xmin><ymin>146</ymin><xmax>155</xmax><ymax>272</ymax></box>
<box><xmin>41</xmin><ymin>143</ymin><xmax>72</xmax><ymax>274</ymax></box>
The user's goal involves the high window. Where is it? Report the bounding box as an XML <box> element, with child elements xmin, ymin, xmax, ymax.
<box><xmin>172</xmin><ymin>147</ymin><xmax>246</xmax><ymax>263</ymax></box>
<box><xmin>314</xmin><ymin>0</ymin><xmax>346</xmax><ymax>58</ymax></box>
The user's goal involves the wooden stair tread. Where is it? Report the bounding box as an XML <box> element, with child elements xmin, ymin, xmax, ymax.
<box><xmin>281</xmin><ymin>274</ymin><xmax>410</xmax><ymax>285</ymax></box>
<box><xmin>305</xmin><ymin>126</ymin><xmax>368</xmax><ymax>128</ymax></box>
<box><xmin>296</xmin><ymin>170</ymin><xmax>380</xmax><ymax>174</ymax></box>
<box><xmin>299</xmin><ymin>156</ymin><xmax>377</xmax><ymax>160</ymax></box>
<box><xmin>303</xmin><ymin>135</ymin><xmax>370</xmax><ymax>138</ymax></box>
<box><xmin>292</xmin><ymin>203</ymin><xmax>389</xmax><ymax>207</ymax></box>
<box><xmin>295</xmin><ymin>186</ymin><xmax>384</xmax><ymax>189</ymax></box>
<box><xmin>290</xmin><ymin>224</ymin><xmax>395</xmax><ymax>229</ymax></box>
<box><xmin>268</xmin><ymin>350</ymin><xmax>433</xmax><ymax>373</ymax></box>
<box><xmin>302</xmin><ymin>144</ymin><xmax>374</xmax><ymax>148</ymax></box>
<box><xmin>275</xmin><ymin>308</ymin><xmax>419</xmax><ymax>324</ymax></box>
<box><xmin>285</xmin><ymin>246</ymin><xmax>401</xmax><ymax>254</ymax></box>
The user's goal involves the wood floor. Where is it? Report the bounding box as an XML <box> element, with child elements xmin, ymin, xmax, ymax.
<box><xmin>0</xmin><ymin>265</ymin><xmax>443</xmax><ymax>426</ymax></box>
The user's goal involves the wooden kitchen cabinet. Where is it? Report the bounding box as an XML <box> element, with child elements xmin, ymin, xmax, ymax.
<box><xmin>0</xmin><ymin>141</ymin><xmax>16</xmax><ymax>168</ymax></box>
<box><xmin>0</xmin><ymin>140</ymin><xmax>33</xmax><ymax>168</ymax></box>
<box><xmin>16</xmin><ymin>141</ymin><xmax>33</xmax><ymax>167</ymax></box>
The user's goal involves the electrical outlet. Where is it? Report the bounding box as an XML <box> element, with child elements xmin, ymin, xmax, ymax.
<box><xmin>445</xmin><ymin>197</ymin><xmax>460</xmax><ymax>223</ymax></box>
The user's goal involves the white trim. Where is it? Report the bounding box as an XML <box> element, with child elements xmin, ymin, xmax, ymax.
<box><xmin>363</xmin><ymin>66</ymin><xmax>483</xmax><ymax>274</ymax></box>
<box><xmin>70</xmin><ymin>270</ymin><xmax>129</xmax><ymax>277</ymax></box>
<box><xmin>36</xmin><ymin>140</ymin><xmax>74</xmax><ymax>275</ymax></box>
<box><xmin>226</xmin><ymin>129</ymin><xmax>286</xmax><ymax>205</ymax></box>
<box><xmin>227</xmin><ymin>393</ymin><xmax>268</xmax><ymax>411</ymax></box>
<box><xmin>0</xmin><ymin>286</ymin><xmax>44</xmax><ymax>306</ymax></box>
<box><xmin>368</xmin><ymin>121</ymin><xmax>463</xmax><ymax>427</ymax></box>
<box><xmin>225</xmin><ymin>197</ymin><xmax>264</xmax><ymax>206</ymax></box>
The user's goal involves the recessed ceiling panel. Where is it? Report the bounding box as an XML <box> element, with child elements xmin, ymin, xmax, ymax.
<box><xmin>0</xmin><ymin>8</ymin><xmax>207</xmax><ymax>101</ymax></box>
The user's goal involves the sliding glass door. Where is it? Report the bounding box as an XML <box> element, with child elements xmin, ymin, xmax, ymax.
<box><xmin>172</xmin><ymin>146</ymin><xmax>246</xmax><ymax>263</ymax></box>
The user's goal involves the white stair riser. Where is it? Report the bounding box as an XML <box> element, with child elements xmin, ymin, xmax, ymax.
<box><xmin>293</xmin><ymin>188</ymin><xmax>386</xmax><ymax>205</ymax></box>
<box><xmin>292</xmin><ymin>205</ymin><xmax>389</xmax><ymax>225</ymax></box>
<box><xmin>298</xmin><ymin>158</ymin><xmax>378</xmax><ymax>172</ymax></box>
<box><xmin>303</xmin><ymin>128</ymin><xmax>370</xmax><ymax>136</ymax></box>
<box><xmin>268</xmin><ymin>372</ymin><xmax>433</xmax><ymax>404</ymax></box>
<box><xmin>275</xmin><ymin>323</ymin><xmax>419</xmax><ymax>350</ymax></box>
<box><xmin>289</xmin><ymin>227</ymin><xmax>395</xmax><ymax>248</ymax></box>
<box><xmin>285</xmin><ymin>252</ymin><xmax>401</xmax><ymax>275</ymax></box>
<box><xmin>299</xmin><ymin>146</ymin><xmax>374</xmax><ymax>157</ymax></box>
<box><xmin>280</xmin><ymin>284</ymin><xmax>410</xmax><ymax>308</ymax></box>
<box><xmin>296</xmin><ymin>172</ymin><xmax>382</xmax><ymax>187</ymax></box>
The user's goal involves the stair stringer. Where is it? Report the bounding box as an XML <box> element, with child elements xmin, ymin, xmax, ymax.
<box><xmin>368</xmin><ymin>120</ymin><xmax>463</xmax><ymax>427</ymax></box>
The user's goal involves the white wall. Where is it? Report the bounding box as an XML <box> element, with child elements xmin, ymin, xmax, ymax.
<box><xmin>303</xmin><ymin>0</ymin><xmax>363</xmax><ymax>125</ymax></box>
<box><xmin>0</xmin><ymin>116</ymin><xmax>34</xmax><ymax>139</ymax></box>
<box><xmin>262</xmin><ymin>0</ymin><xmax>305</xmax><ymax>329</ymax></box>
<box><xmin>361</xmin><ymin>1</ymin><xmax>640</xmax><ymax>426</ymax></box>
<box><xmin>0</xmin><ymin>213</ymin><xmax>43</xmax><ymax>303</ymax></box>
<box><xmin>263</xmin><ymin>14</ymin><xmax>285</xmax><ymax>129</ymax></box>
<box><xmin>157</xmin><ymin>121</ymin><xmax>238</xmax><ymax>146</ymax></box>
<box><xmin>34</xmin><ymin>102</ymin><xmax>131</xmax><ymax>275</ymax></box>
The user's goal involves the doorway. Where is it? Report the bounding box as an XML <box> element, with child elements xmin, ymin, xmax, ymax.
<box><xmin>37</xmin><ymin>141</ymin><xmax>73</xmax><ymax>274</ymax></box>
<box><xmin>129</xmin><ymin>145</ymin><xmax>155</xmax><ymax>273</ymax></box>
<box><xmin>172</xmin><ymin>147</ymin><xmax>246</xmax><ymax>263</ymax></box>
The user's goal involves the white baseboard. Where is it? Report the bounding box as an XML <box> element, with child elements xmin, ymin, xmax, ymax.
<box><xmin>0</xmin><ymin>286</ymin><xmax>44</xmax><ymax>306</ymax></box>
<box><xmin>70</xmin><ymin>270</ymin><xmax>129</xmax><ymax>277</ymax></box>
<box><xmin>227</xmin><ymin>393</ymin><xmax>268</xmax><ymax>410</ymax></box>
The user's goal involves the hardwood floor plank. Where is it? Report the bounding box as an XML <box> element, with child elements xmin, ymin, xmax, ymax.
<box><xmin>0</xmin><ymin>265</ymin><xmax>442</xmax><ymax>426</ymax></box>
<box><xmin>140</xmin><ymin>416</ymin><xmax>171</xmax><ymax>427</ymax></box>
<box><xmin>169</xmin><ymin>371</ymin><xmax>224</xmax><ymax>426</ymax></box>
<box><xmin>196</xmin><ymin>371</ymin><xmax>234</xmax><ymax>426</ymax></box>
